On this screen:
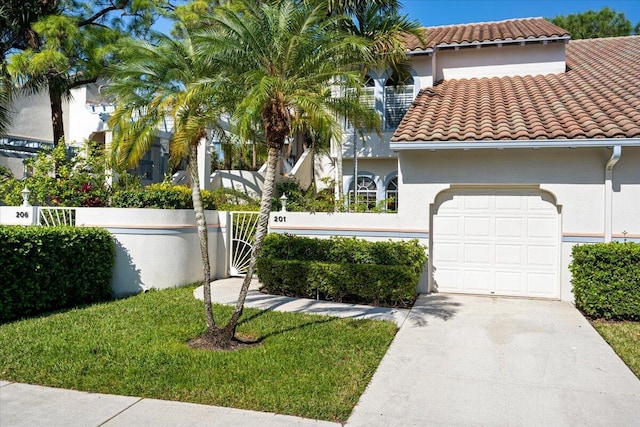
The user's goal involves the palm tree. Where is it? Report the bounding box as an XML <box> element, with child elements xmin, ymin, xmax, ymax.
<box><xmin>106</xmin><ymin>28</ymin><xmax>221</xmax><ymax>334</ymax></box>
<box><xmin>197</xmin><ymin>0</ymin><xmax>376</xmax><ymax>344</ymax></box>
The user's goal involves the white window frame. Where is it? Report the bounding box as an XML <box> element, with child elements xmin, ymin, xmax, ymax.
<box><xmin>384</xmin><ymin>76</ymin><xmax>414</xmax><ymax>130</ymax></box>
<box><xmin>348</xmin><ymin>176</ymin><xmax>378</xmax><ymax>211</ymax></box>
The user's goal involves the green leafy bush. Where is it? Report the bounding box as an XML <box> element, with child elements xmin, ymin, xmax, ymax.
<box><xmin>570</xmin><ymin>242</ymin><xmax>640</xmax><ymax>320</ymax></box>
<box><xmin>0</xmin><ymin>226</ymin><xmax>115</xmax><ymax>322</ymax></box>
<box><xmin>257</xmin><ymin>234</ymin><xmax>426</xmax><ymax>307</ymax></box>
<box><xmin>0</xmin><ymin>142</ymin><xmax>110</xmax><ymax>207</ymax></box>
<box><xmin>111</xmin><ymin>183</ymin><xmax>259</xmax><ymax>211</ymax></box>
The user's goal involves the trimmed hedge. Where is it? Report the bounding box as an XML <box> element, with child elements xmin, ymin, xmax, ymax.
<box><xmin>257</xmin><ymin>234</ymin><xmax>427</xmax><ymax>307</ymax></box>
<box><xmin>111</xmin><ymin>183</ymin><xmax>216</xmax><ymax>210</ymax></box>
<box><xmin>111</xmin><ymin>183</ymin><xmax>260</xmax><ymax>211</ymax></box>
<box><xmin>0</xmin><ymin>226</ymin><xmax>115</xmax><ymax>322</ymax></box>
<box><xmin>570</xmin><ymin>242</ymin><xmax>640</xmax><ymax>320</ymax></box>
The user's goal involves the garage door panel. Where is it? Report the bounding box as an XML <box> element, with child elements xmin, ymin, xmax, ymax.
<box><xmin>495</xmin><ymin>217</ymin><xmax>524</xmax><ymax>237</ymax></box>
<box><xmin>495</xmin><ymin>244</ymin><xmax>523</xmax><ymax>265</ymax></box>
<box><xmin>435</xmin><ymin>269</ymin><xmax>462</xmax><ymax>291</ymax></box>
<box><xmin>495</xmin><ymin>271</ymin><xmax>525</xmax><ymax>293</ymax></box>
<box><xmin>464</xmin><ymin>196</ymin><xmax>491</xmax><ymax>210</ymax></box>
<box><xmin>433</xmin><ymin>190</ymin><xmax>559</xmax><ymax>299</ymax></box>
<box><xmin>434</xmin><ymin>242</ymin><xmax>461</xmax><ymax>263</ymax></box>
<box><xmin>495</xmin><ymin>195</ymin><xmax>523</xmax><ymax>210</ymax></box>
<box><xmin>526</xmin><ymin>273</ymin><xmax>558</xmax><ymax>295</ymax></box>
<box><xmin>527</xmin><ymin>245</ymin><xmax>556</xmax><ymax>267</ymax></box>
<box><xmin>463</xmin><ymin>270</ymin><xmax>491</xmax><ymax>291</ymax></box>
<box><xmin>433</xmin><ymin>215</ymin><xmax>459</xmax><ymax>236</ymax></box>
<box><xmin>464</xmin><ymin>243</ymin><xmax>491</xmax><ymax>264</ymax></box>
<box><xmin>463</xmin><ymin>217</ymin><xmax>491</xmax><ymax>237</ymax></box>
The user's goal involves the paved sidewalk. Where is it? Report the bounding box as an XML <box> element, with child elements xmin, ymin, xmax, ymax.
<box><xmin>2</xmin><ymin>279</ymin><xmax>640</xmax><ymax>426</ymax></box>
<box><xmin>194</xmin><ymin>277</ymin><xmax>411</xmax><ymax>326</ymax></box>
<box><xmin>0</xmin><ymin>381</ymin><xmax>337</xmax><ymax>427</ymax></box>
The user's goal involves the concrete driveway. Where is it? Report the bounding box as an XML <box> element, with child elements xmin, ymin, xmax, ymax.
<box><xmin>347</xmin><ymin>294</ymin><xmax>640</xmax><ymax>427</ymax></box>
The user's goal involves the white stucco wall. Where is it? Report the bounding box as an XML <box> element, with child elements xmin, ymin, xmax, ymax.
<box><xmin>8</xmin><ymin>86</ymin><xmax>104</xmax><ymax>147</ymax></box>
<box><xmin>76</xmin><ymin>208</ymin><xmax>226</xmax><ymax>296</ymax></box>
<box><xmin>409</xmin><ymin>54</ymin><xmax>434</xmax><ymax>89</ymax></box>
<box><xmin>67</xmin><ymin>87</ymin><xmax>107</xmax><ymax>145</ymax></box>
<box><xmin>8</xmin><ymin>91</ymin><xmax>64</xmax><ymax>142</ymax></box>
<box><xmin>435</xmin><ymin>43</ymin><xmax>566</xmax><ymax>81</ymax></box>
<box><xmin>397</xmin><ymin>146</ymin><xmax>624</xmax><ymax>301</ymax></box>
<box><xmin>611</xmin><ymin>147</ymin><xmax>640</xmax><ymax>239</ymax></box>
<box><xmin>210</xmin><ymin>170</ymin><xmax>266</xmax><ymax>199</ymax></box>
<box><xmin>341</xmin><ymin>130</ymin><xmax>397</xmax><ymax>159</ymax></box>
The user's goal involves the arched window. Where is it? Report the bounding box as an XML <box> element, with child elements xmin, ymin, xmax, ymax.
<box><xmin>362</xmin><ymin>75</ymin><xmax>375</xmax><ymax>108</ymax></box>
<box><xmin>349</xmin><ymin>176</ymin><xmax>377</xmax><ymax>211</ymax></box>
<box><xmin>384</xmin><ymin>75</ymin><xmax>414</xmax><ymax>129</ymax></box>
<box><xmin>386</xmin><ymin>177</ymin><xmax>398</xmax><ymax>211</ymax></box>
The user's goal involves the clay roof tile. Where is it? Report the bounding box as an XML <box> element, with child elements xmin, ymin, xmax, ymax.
<box><xmin>393</xmin><ymin>36</ymin><xmax>640</xmax><ymax>143</ymax></box>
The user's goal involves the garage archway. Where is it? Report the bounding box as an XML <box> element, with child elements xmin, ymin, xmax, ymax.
<box><xmin>431</xmin><ymin>187</ymin><xmax>560</xmax><ymax>299</ymax></box>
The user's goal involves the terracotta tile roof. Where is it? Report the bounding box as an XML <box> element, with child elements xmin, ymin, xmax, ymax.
<box><xmin>405</xmin><ymin>18</ymin><xmax>569</xmax><ymax>51</ymax></box>
<box><xmin>392</xmin><ymin>36</ymin><xmax>640</xmax><ymax>143</ymax></box>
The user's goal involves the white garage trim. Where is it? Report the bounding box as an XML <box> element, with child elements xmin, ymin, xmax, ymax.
<box><xmin>430</xmin><ymin>187</ymin><xmax>561</xmax><ymax>299</ymax></box>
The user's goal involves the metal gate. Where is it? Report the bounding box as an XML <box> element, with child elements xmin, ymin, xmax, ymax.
<box><xmin>229</xmin><ymin>211</ymin><xmax>260</xmax><ymax>276</ymax></box>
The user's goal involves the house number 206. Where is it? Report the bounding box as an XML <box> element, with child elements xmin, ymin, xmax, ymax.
<box><xmin>16</xmin><ymin>211</ymin><xmax>29</xmax><ymax>218</ymax></box>
<box><xmin>273</xmin><ymin>216</ymin><xmax>286</xmax><ymax>223</ymax></box>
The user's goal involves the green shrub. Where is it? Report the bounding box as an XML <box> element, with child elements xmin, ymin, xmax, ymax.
<box><xmin>0</xmin><ymin>226</ymin><xmax>115</xmax><ymax>322</ymax></box>
<box><xmin>1</xmin><ymin>142</ymin><xmax>110</xmax><ymax>207</ymax></box>
<box><xmin>111</xmin><ymin>183</ymin><xmax>260</xmax><ymax>211</ymax></box>
<box><xmin>570</xmin><ymin>242</ymin><xmax>640</xmax><ymax>320</ymax></box>
<box><xmin>257</xmin><ymin>234</ymin><xmax>426</xmax><ymax>307</ymax></box>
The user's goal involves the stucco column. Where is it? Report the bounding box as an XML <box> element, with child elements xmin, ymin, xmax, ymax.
<box><xmin>604</xmin><ymin>145</ymin><xmax>622</xmax><ymax>242</ymax></box>
<box><xmin>197</xmin><ymin>137</ymin><xmax>212</xmax><ymax>191</ymax></box>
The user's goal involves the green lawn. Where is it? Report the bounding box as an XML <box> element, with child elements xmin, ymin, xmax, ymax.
<box><xmin>0</xmin><ymin>286</ymin><xmax>397</xmax><ymax>422</ymax></box>
<box><xmin>592</xmin><ymin>320</ymin><xmax>640</xmax><ymax>379</ymax></box>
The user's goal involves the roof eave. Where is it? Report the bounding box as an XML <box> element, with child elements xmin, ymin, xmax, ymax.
<box><xmin>390</xmin><ymin>138</ymin><xmax>640</xmax><ymax>151</ymax></box>
<box><xmin>406</xmin><ymin>35</ymin><xmax>570</xmax><ymax>55</ymax></box>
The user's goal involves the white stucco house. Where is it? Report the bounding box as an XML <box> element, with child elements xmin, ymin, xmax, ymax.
<box><xmin>0</xmin><ymin>83</ymin><xmax>171</xmax><ymax>183</ymax></box>
<box><xmin>287</xmin><ymin>17</ymin><xmax>640</xmax><ymax>302</ymax></box>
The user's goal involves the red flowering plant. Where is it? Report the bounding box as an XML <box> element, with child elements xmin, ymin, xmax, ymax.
<box><xmin>0</xmin><ymin>140</ymin><xmax>111</xmax><ymax>207</ymax></box>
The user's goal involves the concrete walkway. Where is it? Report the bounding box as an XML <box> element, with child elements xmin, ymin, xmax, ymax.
<box><xmin>2</xmin><ymin>279</ymin><xmax>639</xmax><ymax>426</ymax></box>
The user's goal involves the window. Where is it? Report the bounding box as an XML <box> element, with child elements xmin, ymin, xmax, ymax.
<box><xmin>386</xmin><ymin>177</ymin><xmax>398</xmax><ymax>211</ymax></box>
<box><xmin>384</xmin><ymin>75</ymin><xmax>414</xmax><ymax>129</ymax></box>
<box><xmin>349</xmin><ymin>176</ymin><xmax>377</xmax><ymax>211</ymax></box>
<box><xmin>345</xmin><ymin>75</ymin><xmax>376</xmax><ymax>130</ymax></box>
<box><xmin>362</xmin><ymin>75</ymin><xmax>375</xmax><ymax>108</ymax></box>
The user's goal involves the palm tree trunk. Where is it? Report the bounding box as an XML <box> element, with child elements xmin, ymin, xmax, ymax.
<box><xmin>49</xmin><ymin>88</ymin><xmax>64</xmax><ymax>148</ymax></box>
<box><xmin>252</xmin><ymin>143</ymin><xmax>257</xmax><ymax>170</ymax></box>
<box><xmin>188</xmin><ymin>143</ymin><xmax>215</xmax><ymax>331</ymax></box>
<box><xmin>352</xmin><ymin>131</ymin><xmax>358</xmax><ymax>211</ymax></box>
<box><xmin>334</xmin><ymin>139</ymin><xmax>343</xmax><ymax>210</ymax></box>
<box><xmin>223</xmin><ymin>146</ymin><xmax>279</xmax><ymax>338</ymax></box>
<box><xmin>49</xmin><ymin>87</ymin><xmax>65</xmax><ymax>177</ymax></box>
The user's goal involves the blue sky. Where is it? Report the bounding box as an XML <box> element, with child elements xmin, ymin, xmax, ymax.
<box><xmin>401</xmin><ymin>0</ymin><xmax>640</xmax><ymax>27</ymax></box>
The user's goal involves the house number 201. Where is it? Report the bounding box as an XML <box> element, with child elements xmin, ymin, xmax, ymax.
<box><xmin>16</xmin><ymin>211</ymin><xmax>29</xmax><ymax>218</ymax></box>
<box><xmin>273</xmin><ymin>216</ymin><xmax>286</xmax><ymax>223</ymax></box>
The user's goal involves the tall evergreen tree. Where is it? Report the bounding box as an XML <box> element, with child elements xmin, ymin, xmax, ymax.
<box><xmin>5</xmin><ymin>0</ymin><xmax>173</xmax><ymax>146</ymax></box>
<box><xmin>550</xmin><ymin>7</ymin><xmax>637</xmax><ymax>39</ymax></box>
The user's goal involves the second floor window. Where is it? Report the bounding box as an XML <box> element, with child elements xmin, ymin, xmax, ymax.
<box><xmin>384</xmin><ymin>75</ymin><xmax>414</xmax><ymax>129</ymax></box>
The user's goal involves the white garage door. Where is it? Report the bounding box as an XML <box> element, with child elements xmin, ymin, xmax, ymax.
<box><xmin>432</xmin><ymin>189</ymin><xmax>559</xmax><ymax>298</ymax></box>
